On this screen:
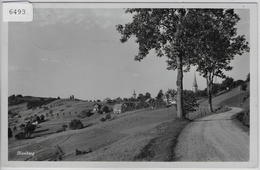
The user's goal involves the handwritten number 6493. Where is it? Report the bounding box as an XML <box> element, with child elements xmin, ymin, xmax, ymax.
<box><xmin>9</xmin><ymin>9</ymin><xmax>26</xmax><ymax>15</ymax></box>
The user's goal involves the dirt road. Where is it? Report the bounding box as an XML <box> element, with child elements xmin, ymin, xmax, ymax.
<box><xmin>175</xmin><ymin>107</ymin><xmax>249</xmax><ymax>161</ymax></box>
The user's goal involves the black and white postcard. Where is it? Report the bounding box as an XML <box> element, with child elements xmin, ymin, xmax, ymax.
<box><xmin>1</xmin><ymin>1</ymin><xmax>258</xmax><ymax>170</ymax></box>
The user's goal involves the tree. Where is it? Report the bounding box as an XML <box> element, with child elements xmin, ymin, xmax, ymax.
<box><xmin>24</xmin><ymin>123</ymin><xmax>36</xmax><ymax>138</ymax></box>
<box><xmin>212</xmin><ymin>83</ymin><xmax>222</xmax><ymax>96</ymax></box>
<box><xmin>40</xmin><ymin>115</ymin><xmax>45</xmax><ymax>122</ymax></box>
<box><xmin>166</xmin><ymin>89</ymin><xmax>177</xmax><ymax>97</ymax></box>
<box><xmin>36</xmin><ymin>116</ymin><xmax>41</xmax><ymax>123</ymax></box>
<box><xmin>183</xmin><ymin>90</ymin><xmax>199</xmax><ymax>113</ymax></box>
<box><xmin>137</xmin><ymin>93</ymin><xmax>145</xmax><ymax>103</ymax></box>
<box><xmin>145</xmin><ymin>92</ymin><xmax>151</xmax><ymax>100</ymax></box>
<box><xmin>222</xmin><ymin>77</ymin><xmax>234</xmax><ymax>89</ymax></box>
<box><xmin>56</xmin><ymin>125</ymin><xmax>68</xmax><ymax>133</ymax></box>
<box><xmin>165</xmin><ymin>89</ymin><xmax>176</xmax><ymax>104</ymax></box>
<box><xmin>236</xmin><ymin>80</ymin><xmax>245</xmax><ymax>86</ymax></box>
<box><xmin>102</xmin><ymin>106</ymin><xmax>110</xmax><ymax>113</ymax></box>
<box><xmin>69</xmin><ymin>119</ymin><xmax>84</xmax><ymax>130</ymax></box>
<box><xmin>156</xmin><ymin>89</ymin><xmax>164</xmax><ymax>99</ymax></box>
<box><xmin>16</xmin><ymin>94</ymin><xmax>23</xmax><ymax>98</ymax></box>
<box><xmin>117</xmin><ymin>9</ymin><xmax>202</xmax><ymax>119</ymax></box>
<box><xmin>192</xmin><ymin>9</ymin><xmax>249</xmax><ymax>112</ymax></box>
<box><xmin>241</xmin><ymin>83</ymin><xmax>247</xmax><ymax>91</ymax></box>
<box><xmin>246</xmin><ymin>73</ymin><xmax>250</xmax><ymax>82</ymax></box>
<box><xmin>196</xmin><ymin>89</ymin><xmax>207</xmax><ymax>98</ymax></box>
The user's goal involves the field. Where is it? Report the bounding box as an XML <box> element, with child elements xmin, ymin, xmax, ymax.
<box><xmin>8</xmin><ymin>99</ymin><xmax>179</xmax><ymax>161</ymax></box>
<box><xmin>8</xmin><ymin>83</ymin><xmax>250</xmax><ymax>161</ymax></box>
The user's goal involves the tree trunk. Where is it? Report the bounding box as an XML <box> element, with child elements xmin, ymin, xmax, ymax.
<box><xmin>174</xmin><ymin>18</ymin><xmax>184</xmax><ymax>119</ymax></box>
<box><xmin>206</xmin><ymin>75</ymin><xmax>214</xmax><ymax>112</ymax></box>
<box><xmin>176</xmin><ymin>55</ymin><xmax>184</xmax><ymax>118</ymax></box>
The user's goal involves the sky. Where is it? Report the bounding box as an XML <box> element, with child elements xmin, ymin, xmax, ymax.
<box><xmin>8</xmin><ymin>8</ymin><xmax>250</xmax><ymax>100</ymax></box>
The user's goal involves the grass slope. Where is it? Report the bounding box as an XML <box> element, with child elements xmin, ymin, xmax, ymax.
<box><xmin>8</xmin><ymin>84</ymin><xmax>250</xmax><ymax>161</ymax></box>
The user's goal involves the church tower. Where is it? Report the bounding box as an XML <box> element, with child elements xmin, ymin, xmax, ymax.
<box><xmin>133</xmin><ymin>90</ymin><xmax>136</xmax><ymax>99</ymax></box>
<box><xmin>192</xmin><ymin>72</ymin><xmax>198</xmax><ymax>93</ymax></box>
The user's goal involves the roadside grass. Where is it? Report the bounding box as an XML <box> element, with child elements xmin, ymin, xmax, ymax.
<box><xmin>187</xmin><ymin>105</ymin><xmax>231</xmax><ymax>120</ymax></box>
<box><xmin>133</xmin><ymin>118</ymin><xmax>190</xmax><ymax>161</ymax></box>
<box><xmin>69</xmin><ymin>118</ymin><xmax>190</xmax><ymax>161</ymax></box>
<box><xmin>218</xmin><ymin>91</ymin><xmax>249</xmax><ymax>108</ymax></box>
<box><xmin>218</xmin><ymin>91</ymin><xmax>250</xmax><ymax>128</ymax></box>
<box><xmin>9</xmin><ymin>87</ymin><xmax>250</xmax><ymax>162</ymax></box>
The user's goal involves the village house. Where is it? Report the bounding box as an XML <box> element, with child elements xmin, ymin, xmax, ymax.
<box><xmin>93</xmin><ymin>103</ymin><xmax>101</xmax><ymax>113</ymax></box>
<box><xmin>113</xmin><ymin>103</ymin><xmax>127</xmax><ymax>114</ymax></box>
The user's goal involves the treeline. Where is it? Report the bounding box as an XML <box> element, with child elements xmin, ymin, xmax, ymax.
<box><xmin>26</xmin><ymin>98</ymin><xmax>57</xmax><ymax>109</ymax></box>
<box><xmin>8</xmin><ymin>94</ymin><xmax>58</xmax><ymax>109</ymax></box>
<box><xmin>8</xmin><ymin>94</ymin><xmax>26</xmax><ymax>106</ymax></box>
<box><xmin>196</xmin><ymin>74</ymin><xmax>249</xmax><ymax>98</ymax></box>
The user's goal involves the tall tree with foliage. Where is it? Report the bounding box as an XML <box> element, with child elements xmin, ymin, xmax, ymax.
<box><xmin>192</xmin><ymin>9</ymin><xmax>249</xmax><ymax>112</ymax></box>
<box><xmin>117</xmin><ymin>9</ymin><xmax>203</xmax><ymax>119</ymax></box>
<box><xmin>222</xmin><ymin>77</ymin><xmax>234</xmax><ymax>89</ymax></box>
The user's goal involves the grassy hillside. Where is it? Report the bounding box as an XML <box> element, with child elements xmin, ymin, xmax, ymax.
<box><xmin>8</xmin><ymin>96</ymin><xmax>180</xmax><ymax>161</ymax></box>
<box><xmin>199</xmin><ymin>83</ymin><xmax>250</xmax><ymax>127</ymax></box>
<box><xmin>200</xmin><ymin>83</ymin><xmax>249</xmax><ymax>107</ymax></box>
<box><xmin>8</xmin><ymin>82</ymin><xmax>250</xmax><ymax>161</ymax></box>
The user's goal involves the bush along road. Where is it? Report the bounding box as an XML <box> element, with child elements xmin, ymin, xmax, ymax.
<box><xmin>174</xmin><ymin>107</ymin><xmax>249</xmax><ymax>161</ymax></box>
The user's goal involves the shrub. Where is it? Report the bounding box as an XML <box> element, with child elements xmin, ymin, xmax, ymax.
<box><xmin>69</xmin><ymin>119</ymin><xmax>84</xmax><ymax>130</ymax></box>
<box><xmin>13</xmin><ymin>126</ymin><xmax>17</xmax><ymax>131</ymax></box>
<box><xmin>241</xmin><ymin>84</ymin><xmax>247</xmax><ymax>91</ymax></box>
<box><xmin>100</xmin><ymin>118</ymin><xmax>106</xmax><ymax>122</ymax></box>
<box><xmin>183</xmin><ymin>90</ymin><xmax>199</xmax><ymax>113</ymax></box>
<box><xmin>8</xmin><ymin>111</ymin><xmax>18</xmax><ymax>118</ymax></box>
<box><xmin>18</xmin><ymin>115</ymin><xmax>21</xmax><ymax>118</ymax></box>
<box><xmin>102</xmin><ymin>106</ymin><xmax>110</xmax><ymax>113</ymax></box>
<box><xmin>77</xmin><ymin>123</ymin><xmax>84</xmax><ymax>129</ymax></box>
<box><xmin>86</xmin><ymin>111</ymin><xmax>92</xmax><ymax>117</ymax></box>
<box><xmin>56</xmin><ymin>125</ymin><xmax>67</xmax><ymax>133</ymax></box>
<box><xmin>19</xmin><ymin>124</ymin><xmax>25</xmax><ymax>129</ymax></box>
<box><xmin>40</xmin><ymin>115</ymin><xmax>45</xmax><ymax>122</ymax></box>
<box><xmin>36</xmin><ymin>116</ymin><xmax>41</xmax><ymax>123</ymax></box>
<box><xmin>56</xmin><ymin>128</ymin><xmax>64</xmax><ymax>133</ymax></box>
<box><xmin>242</xmin><ymin>108</ymin><xmax>250</xmax><ymax>127</ymax></box>
<box><xmin>15</xmin><ymin>132</ymin><xmax>26</xmax><ymax>140</ymax></box>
